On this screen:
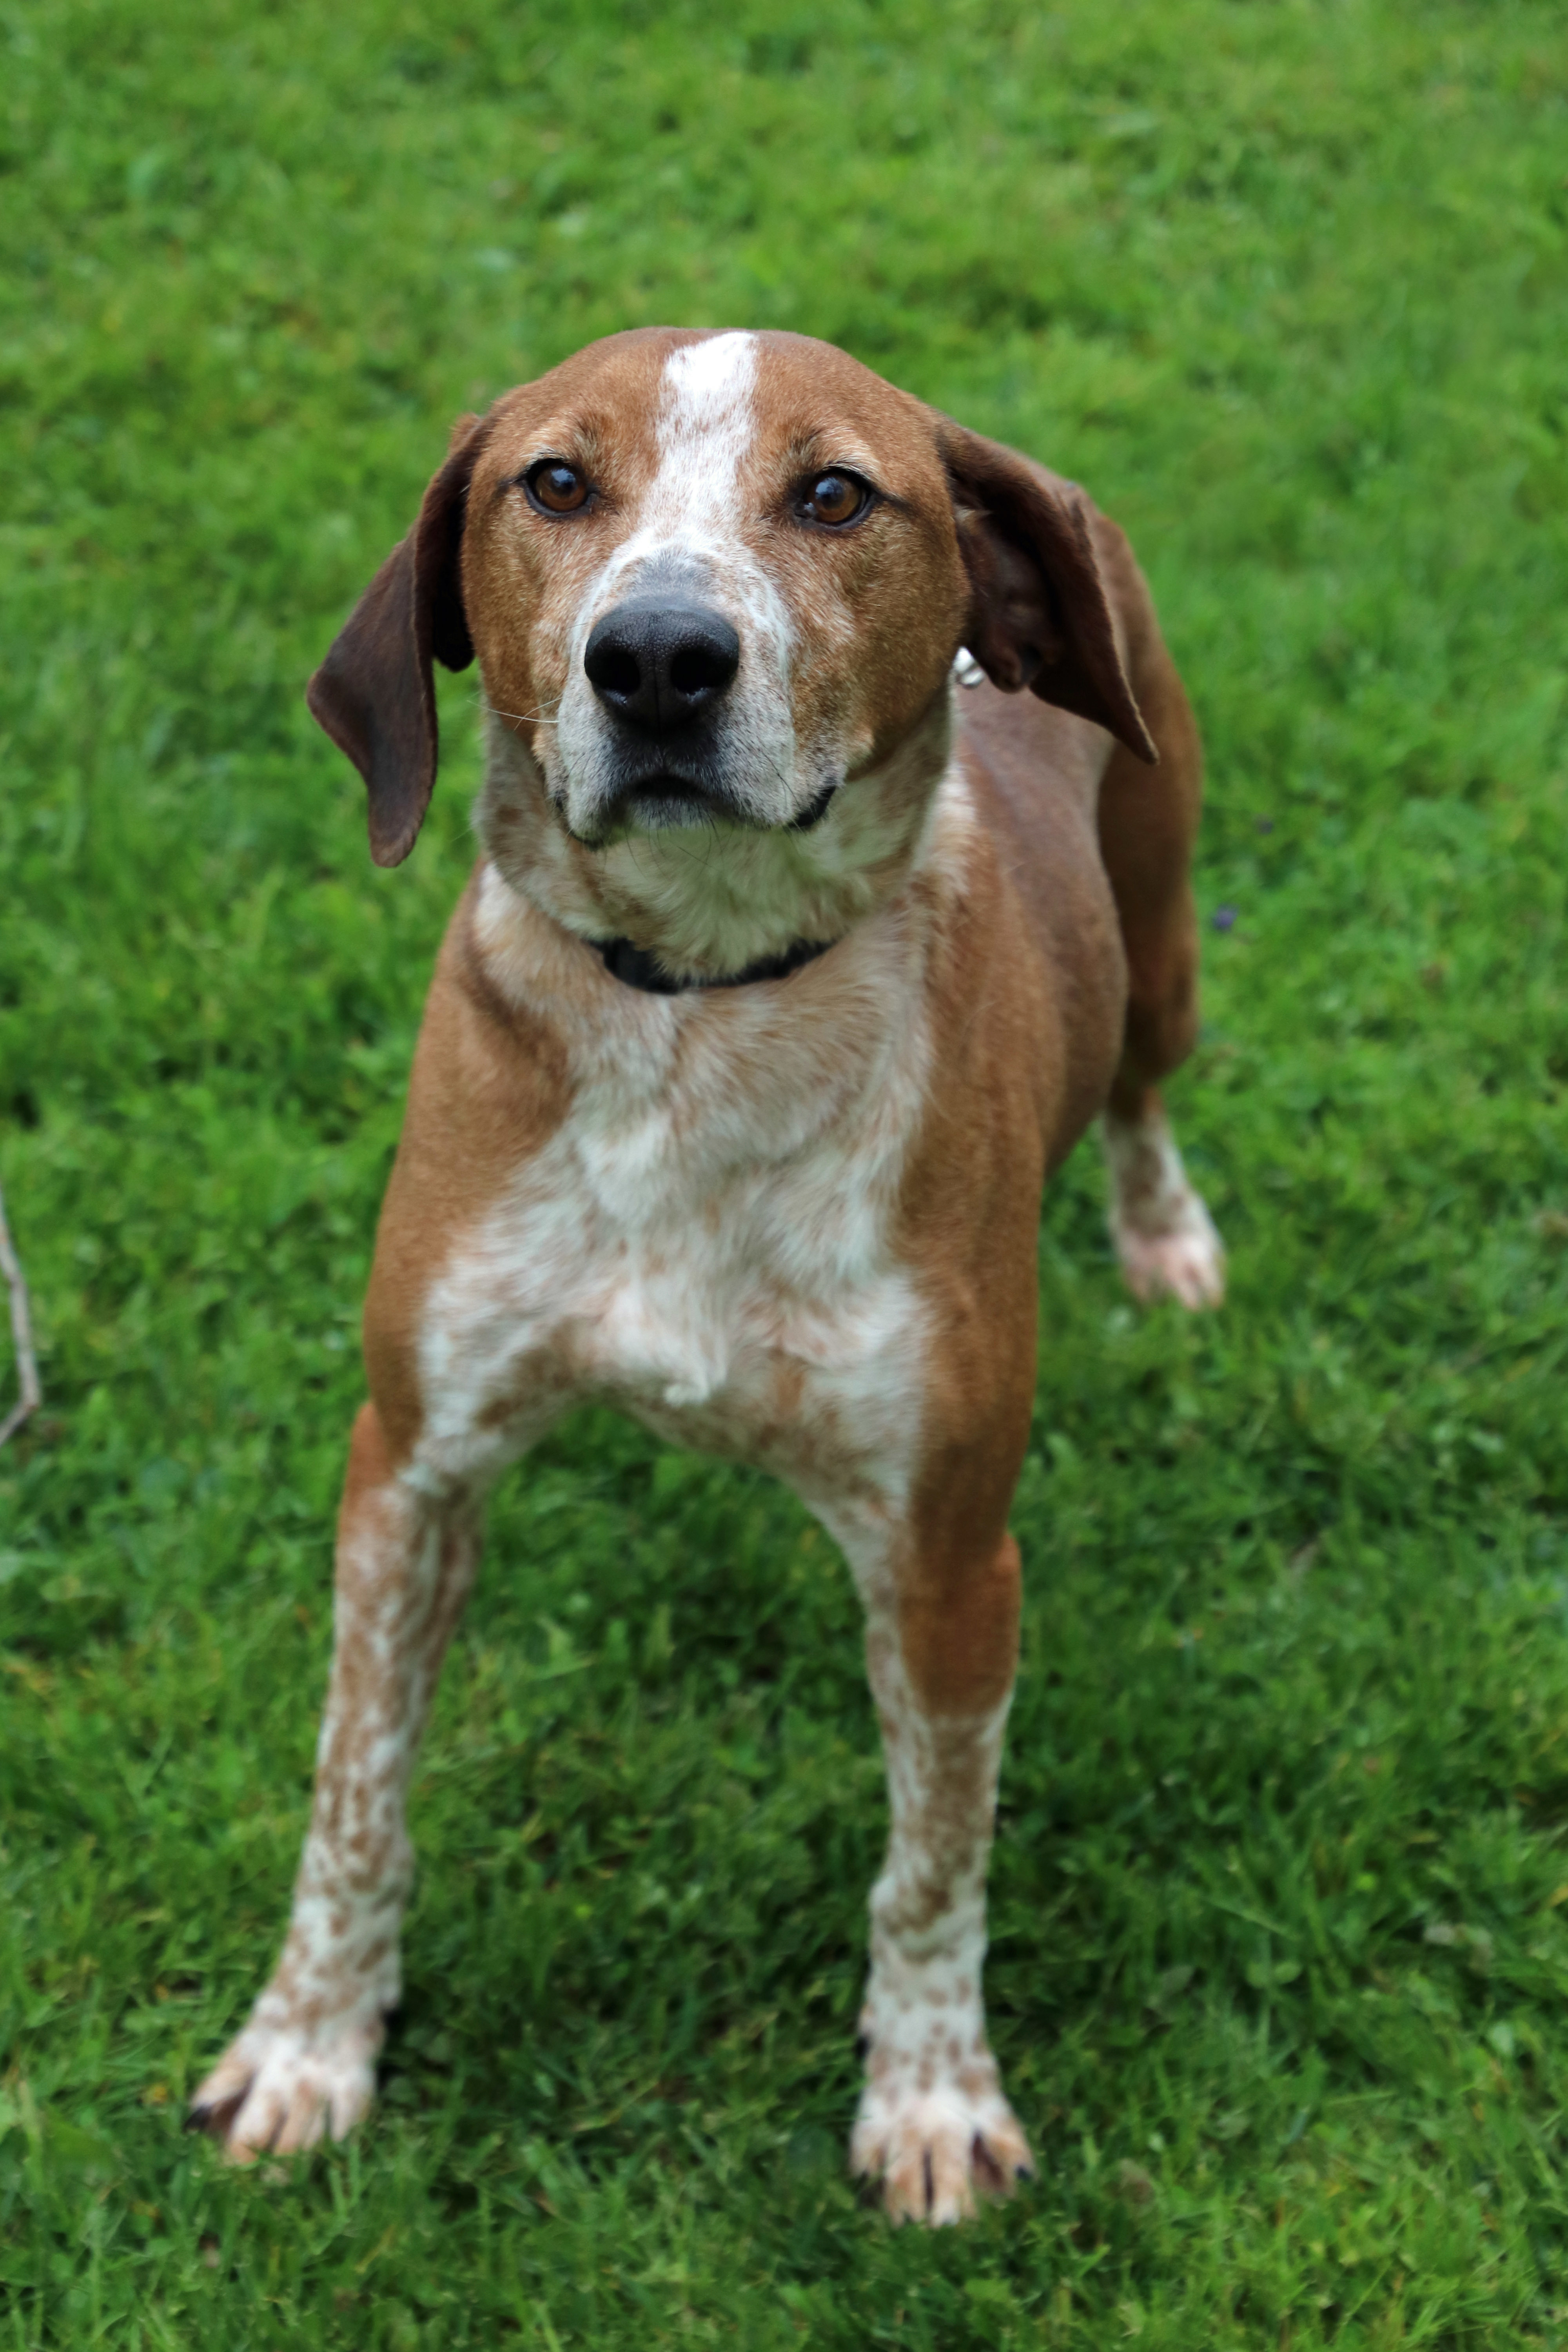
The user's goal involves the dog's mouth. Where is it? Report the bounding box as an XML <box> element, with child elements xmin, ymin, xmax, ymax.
<box><xmin>615</xmin><ymin>770</ymin><xmax>736</xmax><ymax>832</ymax></box>
<box><xmin>562</xmin><ymin>762</ymin><xmax>838</xmax><ymax>846</ymax></box>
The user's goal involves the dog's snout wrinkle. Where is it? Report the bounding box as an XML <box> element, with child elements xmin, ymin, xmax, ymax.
<box><xmin>584</xmin><ymin>599</ymin><xmax>741</xmax><ymax>736</ymax></box>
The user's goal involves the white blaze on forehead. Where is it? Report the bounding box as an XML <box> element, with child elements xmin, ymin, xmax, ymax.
<box><xmin>575</xmin><ymin>331</ymin><xmax>763</xmax><ymax>614</ymax></box>
<box><xmin>644</xmin><ymin>330</ymin><xmax>759</xmax><ymax>535</ymax></box>
<box><xmin>661</xmin><ymin>333</ymin><xmax>757</xmax><ymax>447</ymax></box>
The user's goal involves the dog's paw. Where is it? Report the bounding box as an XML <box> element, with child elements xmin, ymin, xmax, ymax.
<box><xmin>1112</xmin><ymin>1188</ymin><xmax>1226</xmax><ymax>1310</ymax></box>
<box><xmin>1103</xmin><ymin>1106</ymin><xmax>1226</xmax><ymax>1312</ymax></box>
<box><xmin>187</xmin><ymin>2018</ymin><xmax>381</xmax><ymax>2162</ymax></box>
<box><xmin>851</xmin><ymin>2080</ymin><xmax>1034</xmax><ymax>2226</ymax></box>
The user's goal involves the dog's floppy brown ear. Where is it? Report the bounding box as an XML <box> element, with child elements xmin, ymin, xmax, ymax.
<box><xmin>307</xmin><ymin>412</ymin><xmax>490</xmax><ymax>866</ymax></box>
<box><xmin>937</xmin><ymin>419</ymin><xmax>1156</xmax><ymax>765</ymax></box>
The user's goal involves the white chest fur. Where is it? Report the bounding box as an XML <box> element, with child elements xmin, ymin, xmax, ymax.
<box><xmin>410</xmin><ymin>864</ymin><xmax>940</xmax><ymax>1512</ymax></box>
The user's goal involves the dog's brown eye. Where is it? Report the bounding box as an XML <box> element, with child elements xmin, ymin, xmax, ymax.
<box><xmin>800</xmin><ymin>472</ymin><xmax>870</xmax><ymax>527</ymax></box>
<box><xmin>527</xmin><ymin>461</ymin><xmax>591</xmax><ymax>515</ymax></box>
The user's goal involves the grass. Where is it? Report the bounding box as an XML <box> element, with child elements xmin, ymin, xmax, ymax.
<box><xmin>2</xmin><ymin>0</ymin><xmax>1567</xmax><ymax>2341</ymax></box>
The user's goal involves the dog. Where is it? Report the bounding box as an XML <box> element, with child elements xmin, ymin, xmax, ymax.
<box><xmin>189</xmin><ymin>327</ymin><xmax>1223</xmax><ymax>2224</ymax></box>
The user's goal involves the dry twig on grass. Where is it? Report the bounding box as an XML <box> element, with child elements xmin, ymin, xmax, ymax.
<box><xmin>0</xmin><ymin>1179</ymin><xmax>41</xmax><ymax>1448</ymax></box>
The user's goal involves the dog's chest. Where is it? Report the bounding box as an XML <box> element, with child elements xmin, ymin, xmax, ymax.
<box><xmin>417</xmin><ymin>992</ymin><xmax>933</xmax><ymax>1499</ymax></box>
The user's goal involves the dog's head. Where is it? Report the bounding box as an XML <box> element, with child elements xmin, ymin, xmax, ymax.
<box><xmin>309</xmin><ymin>329</ymin><xmax>1153</xmax><ymax>970</ymax></box>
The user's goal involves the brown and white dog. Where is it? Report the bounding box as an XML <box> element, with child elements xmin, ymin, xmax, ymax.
<box><xmin>189</xmin><ymin>327</ymin><xmax>1224</xmax><ymax>2224</ymax></box>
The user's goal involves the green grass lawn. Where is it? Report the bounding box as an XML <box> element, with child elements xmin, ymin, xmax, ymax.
<box><xmin>3</xmin><ymin>0</ymin><xmax>1567</xmax><ymax>2341</ymax></box>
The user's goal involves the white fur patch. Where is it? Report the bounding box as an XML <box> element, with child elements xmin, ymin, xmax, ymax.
<box><xmin>572</xmin><ymin>331</ymin><xmax>767</xmax><ymax>595</ymax></box>
<box><xmin>419</xmin><ymin>855</ymin><xmax>938</xmax><ymax>1491</ymax></box>
<box><xmin>1104</xmin><ymin>1102</ymin><xmax>1226</xmax><ymax>1309</ymax></box>
<box><xmin>650</xmin><ymin>330</ymin><xmax>759</xmax><ymax>532</ymax></box>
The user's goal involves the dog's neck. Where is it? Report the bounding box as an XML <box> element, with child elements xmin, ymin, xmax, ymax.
<box><xmin>473</xmin><ymin>693</ymin><xmax>957</xmax><ymax>987</ymax></box>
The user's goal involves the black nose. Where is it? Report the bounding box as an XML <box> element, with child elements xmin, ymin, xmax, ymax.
<box><xmin>583</xmin><ymin>600</ymin><xmax>741</xmax><ymax>733</ymax></box>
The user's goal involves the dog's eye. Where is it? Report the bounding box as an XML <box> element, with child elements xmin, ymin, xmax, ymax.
<box><xmin>799</xmin><ymin>471</ymin><xmax>871</xmax><ymax>528</ymax></box>
<box><xmin>526</xmin><ymin>461</ymin><xmax>592</xmax><ymax>515</ymax></box>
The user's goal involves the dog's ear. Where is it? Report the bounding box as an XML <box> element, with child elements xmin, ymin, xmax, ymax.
<box><xmin>936</xmin><ymin>419</ymin><xmax>1157</xmax><ymax>765</ymax></box>
<box><xmin>307</xmin><ymin>412</ymin><xmax>491</xmax><ymax>866</ymax></box>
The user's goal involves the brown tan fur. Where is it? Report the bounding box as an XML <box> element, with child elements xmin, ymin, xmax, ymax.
<box><xmin>189</xmin><ymin>328</ymin><xmax>1220</xmax><ymax>2227</ymax></box>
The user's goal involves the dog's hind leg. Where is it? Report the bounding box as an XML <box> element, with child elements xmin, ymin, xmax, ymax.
<box><xmin>1093</xmin><ymin>524</ymin><xmax>1225</xmax><ymax>1309</ymax></box>
<box><xmin>189</xmin><ymin>1401</ymin><xmax>484</xmax><ymax>2160</ymax></box>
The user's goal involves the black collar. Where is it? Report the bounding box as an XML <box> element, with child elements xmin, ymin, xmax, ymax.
<box><xmin>593</xmin><ymin>934</ymin><xmax>835</xmax><ymax>996</ymax></box>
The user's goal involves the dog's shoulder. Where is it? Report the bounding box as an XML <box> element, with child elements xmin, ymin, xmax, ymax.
<box><xmin>403</xmin><ymin>866</ymin><xmax>572</xmax><ymax>1140</ymax></box>
<box><xmin>364</xmin><ymin>867</ymin><xmax>574</xmax><ymax>1454</ymax></box>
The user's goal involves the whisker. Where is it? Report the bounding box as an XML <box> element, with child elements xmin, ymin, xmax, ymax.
<box><xmin>481</xmin><ymin>699</ymin><xmax>561</xmax><ymax>728</ymax></box>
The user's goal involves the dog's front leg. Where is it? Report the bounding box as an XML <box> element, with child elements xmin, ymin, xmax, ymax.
<box><xmin>832</xmin><ymin>1510</ymin><xmax>1034</xmax><ymax>2224</ymax></box>
<box><xmin>190</xmin><ymin>1401</ymin><xmax>481</xmax><ymax>2159</ymax></box>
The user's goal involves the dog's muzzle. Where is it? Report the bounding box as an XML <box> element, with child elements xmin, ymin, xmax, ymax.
<box><xmin>579</xmin><ymin>597</ymin><xmax>742</xmax><ymax>828</ymax></box>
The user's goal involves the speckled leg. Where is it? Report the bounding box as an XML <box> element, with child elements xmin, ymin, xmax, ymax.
<box><xmin>190</xmin><ymin>1403</ymin><xmax>481</xmax><ymax>2160</ymax></box>
<box><xmin>828</xmin><ymin>1509</ymin><xmax>1034</xmax><ymax>2225</ymax></box>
